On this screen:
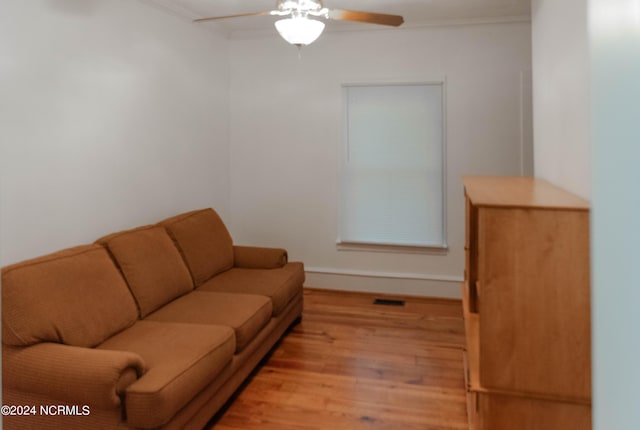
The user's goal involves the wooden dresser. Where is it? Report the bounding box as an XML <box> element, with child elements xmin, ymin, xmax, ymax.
<box><xmin>462</xmin><ymin>176</ymin><xmax>591</xmax><ymax>430</ymax></box>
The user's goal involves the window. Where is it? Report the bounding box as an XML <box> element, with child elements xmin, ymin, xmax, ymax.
<box><xmin>339</xmin><ymin>83</ymin><xmax>446</xmax><ymax>249</ymax></box>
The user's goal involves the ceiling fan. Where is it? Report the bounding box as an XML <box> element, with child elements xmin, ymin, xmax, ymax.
<box><xmin>194</xmin><ymin>0</ymin><xmax>404</xmax><ymax>47</ymax></box>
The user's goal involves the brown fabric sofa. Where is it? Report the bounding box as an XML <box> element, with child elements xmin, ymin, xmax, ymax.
<box><xmin>2</xmin><ymin>208</ymin><xmax>304</xmax><ymax>430</ymax></box>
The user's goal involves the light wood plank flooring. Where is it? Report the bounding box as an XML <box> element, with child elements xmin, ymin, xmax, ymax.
<box><xmin>207</xmin><ymin>288</ymin><xmax>467</xmax><ymax>430</ymax></box>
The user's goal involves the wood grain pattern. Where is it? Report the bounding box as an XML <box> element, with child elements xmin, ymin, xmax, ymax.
<box><xmin>478</xmin><ymin>207</ymin><xmax>591</xmax><ymax>400</ymax></box>
<box><xmin>477</xmin><ymin>392</ymin><xmax>591</xmax><ymax>430</ymax></box>
<box><xmin>462</xmin><ymin>176</ymin><xmax>591</xmax><ymax>430</ymax></box>
<box><xmin>327</xmin><ymin>9</ymin><xmax>404</xmax><ymax>27</ymax></box>
<box><xmin>207</xmin><ymin>289</ymin><xmax>468</xmax><ymax>430</ymax></box>
<box><xmin>463</xmin><ymin>176</ymin><xmax>589</xmax><ymax>210</ymax></box>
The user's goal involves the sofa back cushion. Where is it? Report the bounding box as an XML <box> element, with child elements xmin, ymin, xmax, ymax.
<box><xmin>2</xmin><ymin>244</ymin><xmax>138</xmax><ymax>347</ymax></box>
<box><xmin>98</xmin><ymin>226</ymin><xmax>194</xmax><ymax>318</ymax></box>
<box><xmin>160</xmin><ymin>209</ymin><xmax>234</xmax><ymax>286</ymax></box>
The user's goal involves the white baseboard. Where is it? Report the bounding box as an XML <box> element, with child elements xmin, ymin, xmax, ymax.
<box><xmin>304</xmin><ymin>267</ymin><xmax>463</xmax><ymax>299</ymax></box>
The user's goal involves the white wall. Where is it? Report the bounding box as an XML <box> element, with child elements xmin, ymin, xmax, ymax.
<box><xmin>228</xmin><ymin>22</ymin><xmax>532</xmax><ymax>297</ymax></box>
<box><xmin>533</xmin><ymin>1</ymin><xmax>640</xmax><ymax>427</ymax></box>
<box><xmin>531</xmin><ymin>0</ymin><xmax>591</xmax><ymax>199</ymax></box>
<box><xmin>590</xmin><ymin>1</ymin><xmax>640</xmax><ymax>428</ymax></box>
<box><xmin>0</xmin><ymin>0</ymin><xmax>230</xmax><ymax>266</ymax></box>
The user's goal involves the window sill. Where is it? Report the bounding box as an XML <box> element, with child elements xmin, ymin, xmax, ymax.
<box><xmin>336</xmin><ymin>241</ymin><xmax>449</xmax><ymax>255</ymax></box>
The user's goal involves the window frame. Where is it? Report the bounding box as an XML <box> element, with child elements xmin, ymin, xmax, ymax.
<box><xmin>337</xmin><ymin>80</ymin><xmax>448</xmax><ymax>253</ymax></box>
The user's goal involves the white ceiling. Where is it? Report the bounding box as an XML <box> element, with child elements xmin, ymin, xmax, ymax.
<box><xmin>144</xmin><ymin>0</ymin><xmax>531</xmax><ymax>35</ymax></box>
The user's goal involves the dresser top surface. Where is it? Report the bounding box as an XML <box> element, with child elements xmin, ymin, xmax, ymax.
<box><xmin>463</xmin><ymin>176</ymin><xmax>590</xmax><ymax>210</ymax></box>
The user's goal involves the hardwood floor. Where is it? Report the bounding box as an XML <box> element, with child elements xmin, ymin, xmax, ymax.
<box><xmin>208</xmin><ymin>288</ymin><xmax>468</xmax><ymax>430</ymax></box>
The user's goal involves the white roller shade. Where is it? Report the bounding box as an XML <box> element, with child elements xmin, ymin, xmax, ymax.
<box><xmin>340</xmin><ymin>83</ymin><xmax>445</xmax><ymax>248</ymax></box>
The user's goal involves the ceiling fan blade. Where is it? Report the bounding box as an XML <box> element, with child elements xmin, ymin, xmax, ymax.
<box><xmin>327</xmin><ymin>9</ymin><xmax>404</xmax><ymax>27</ymax></box>
<box><xmin>194</xmin><ymin>11</ymin><xmax>274</xmax><ymax>23</ymax></box>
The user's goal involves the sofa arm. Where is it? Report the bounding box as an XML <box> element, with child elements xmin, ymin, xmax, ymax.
<box><xmin>3</xmin><ymin>343</ymin><xmax>146</xmax><ymax>409</ymax></box>
<box><xmin>233</xmin><ymin>245</ymin><xmax>288</xmax><ymax>269</ymax></box>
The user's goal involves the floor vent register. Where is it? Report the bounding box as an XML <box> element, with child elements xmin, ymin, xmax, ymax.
<box><xmin>373</xmin><ymin>298</ymin><xmax>406</xmax><ymax>307</ymax></box>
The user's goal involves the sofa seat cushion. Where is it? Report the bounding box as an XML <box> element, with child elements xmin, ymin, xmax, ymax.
<box><xmin>198</xmin><ymin>262</ymin><xmax>305</xmax><ymax>316</ymax></box>
<box><xmin>160</xmin><ymin>209</ymin><xmax>234</xmax><ymax>286</ymax></box>
<box><xmin>2</xmin><ymin>244</ymin><xmax>138</xmax><ymax>347</ymax></box>
<box><xmin>97</xmin><ymin>320</ymin><xmax>234</xmax><ymax>429</ymax></box>
<box><xmin>97</xmin><ymin>226</ymin><xmax>194</xmax><ymax>318</ymax></box>
<box><xmin>145</xmin><ymin>291</ymin><xmax>272</xmax><ymax>353</ymax></box>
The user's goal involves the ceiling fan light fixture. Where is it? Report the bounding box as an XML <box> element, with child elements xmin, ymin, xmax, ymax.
<box><xmin>274</xmin><ymin>16</ymin><xmax>325</xmax><ymax>46</ymax></box>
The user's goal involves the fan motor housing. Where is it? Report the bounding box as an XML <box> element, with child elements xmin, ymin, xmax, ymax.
<box><xmin>277</xmin><ymin>0</ymin><xmax>323</xmax><ymax>12</ymax></box>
